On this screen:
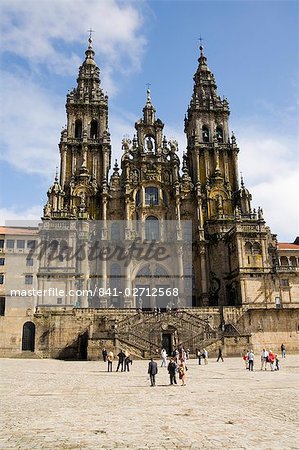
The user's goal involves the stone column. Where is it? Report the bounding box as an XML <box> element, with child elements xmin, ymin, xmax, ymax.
<box><xmin>60</xmin><ymin>148</ymin><xmax>67</xmax><ymax>187</ymax></box>
<box><xmin>200</xmin><ymin>246</ymin><xmax>209</xmax><ymax>306</ymax></box>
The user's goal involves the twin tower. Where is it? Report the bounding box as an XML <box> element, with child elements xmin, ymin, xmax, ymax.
<box><xmin>42</xmin><ymin>38</ymin><xmax>277</xmax><ymax>308</ymax></box>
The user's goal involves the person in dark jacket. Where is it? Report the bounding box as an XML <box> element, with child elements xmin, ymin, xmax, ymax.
<box><xmin>168</xmin><ymin>358</ymin><xmax>177</xmax><ymax>385</ymax></box>
<box><xmin>116</xmin><ymin>350</ymin><xmax>126</xmax><ymax>372</ymax></box>
<box><xmin>102</xmin><ymin>348</ymin><xmax>107</xmax><ymax>362</ymax></box>
<box><xmin>148</xmin><ymin>358</ymin><xmax>158</xmax><ymax>386</ymax></box>
<box><xmin>217</xmin><ymin>347</ymin><xmax>224</xmax><ymax>362</ymax></box>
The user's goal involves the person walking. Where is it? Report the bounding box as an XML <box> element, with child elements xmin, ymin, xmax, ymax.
<box><xmin>247</xmin><ymin>349</ymin><xmax>254</xmax><ymax>371</ymax></box>
<box><xmin>116</xmin><ymin>350</ymin><xmax>126</xmax><ymax>372</ymax></box>
<box><xmin>281</xmin><ymin>343</ymin><xmax>286</xmax><ymax>358</ymax></box>
<box><xmin>260</xmin><ymin>348</ymin><xmax>269</xmax><ymax>370</ymax></box>
<box><xmin>275</xmin><ymin>354</ymin><xmax>280</xmax><ymax>371</ymax></box>
<box><xmin>217</xmin><ymin>347</ymin><xmax>224</xmax><ymax>362</ymax></box>
<box><xmin>124</xmin><ymin>351</ymin><xmax>132</xmax><ymax>372</ymax></box>
<box><xmin>161</xmin><ymin>348</ymin><xmax>167</xmax><ymax>367</ymax></box>
<box><xmin>168</xmin><ymin>358</ymin><xmax>177</xmax><ymax>385</ymax></box>
<box><xmin>202</xmin><ymin>348</ymin><xmax>208</xmax><ymax>364</ymax></box>
<box><xmin>178</xmin><ymin>360</ymin><xmax>187</xmax><ymax>386</ymax></box>
<box><xmin>197</xmin><ymin>348</ymin><xmax>202</xmax><ymax>365</ymax></box>
<box><xmin>102</xmin><ymin>347</ymin><xmax>107</xmax><ymax>362</ymax></box>
<box><xmin>148</xmin><ymin>358</ymin><xmax>158</xmax><ymax>386</ymax></box>
<box><xmin>107</xmin><ymin>350</ymin><xmax>114</xmax><ymax>372</ymax></box>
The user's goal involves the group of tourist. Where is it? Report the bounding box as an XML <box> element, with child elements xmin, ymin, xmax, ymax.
<box><xmin>102</xmin><ymin>342</ymin><xmax>287</xmax><ymax>383</ymax></box>
<box><xmin>102</xmin><ymin>348</ymin><xmax>133</xmax><ymax>372</ymax></box>
<box><xmin>242</xmin><ymin>344</ymin><xmax>286</xmax><ymax>371</ymax></box>
<box><xmin>196</xmin><ymin>348</ymin><xmax>209</xmax><ymax>364</ymax></box>
<box><xmin>156</xmin><ymin>347</ymin><xmax>188</xmax><ymax>386</ymax></box>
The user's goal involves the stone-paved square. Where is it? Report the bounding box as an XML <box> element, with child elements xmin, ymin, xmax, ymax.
<box><xmin>0</xmin><ymin>355</ymin><xmax>298</xmax><ymax>449</ymax></box>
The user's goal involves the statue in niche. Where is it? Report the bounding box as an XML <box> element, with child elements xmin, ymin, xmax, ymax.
<box><xmin>216</xmin><ymin>194</ymin><xmax>224</xmax><ymax>214</ymax></box>
<box><xmin>132</xmin><ymin>170</ymin><xmax>139</xmax><ymax>184</ymax></box>
<box><xmin>145</xmin><ymin>136</ymin><xmax>154</xmax><ymax>153</ymax></box>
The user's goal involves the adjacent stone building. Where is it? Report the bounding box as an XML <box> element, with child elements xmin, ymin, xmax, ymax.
<box><xmin>0</xmin><ymin>38</ymin><xmax>298</xmax><ymax>358</ymax></box>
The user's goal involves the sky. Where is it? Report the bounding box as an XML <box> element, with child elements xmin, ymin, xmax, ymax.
<box><xmin>0</xmin><ymin>0</ymin><xmax>298</xmax><ymax>241</ymax></box>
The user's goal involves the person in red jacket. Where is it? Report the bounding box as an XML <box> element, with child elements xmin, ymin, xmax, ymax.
<box><xmin>268</xmin><ymin>350</ymin><xmax>275</xmax><ymax>371</ymax></box>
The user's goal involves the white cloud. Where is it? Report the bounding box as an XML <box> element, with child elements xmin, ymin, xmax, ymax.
<box><xmin>0</xmin><ymin>0</ymin><xmax>146</xmax><ymax>93</ymax></box>
<box><xmin>0</xmin><ymin>70</ymin><xmax>62</xmax><ymax>176</ymax></box>
<box><xmin>236</xmin><ymin>125</ymin><xmax>299</xmax><ymax>241</ymax></box>
<box><xmin>0</xmin><ymin>205</ymin><xmax>42</xmax><ymax>226</ymax></box>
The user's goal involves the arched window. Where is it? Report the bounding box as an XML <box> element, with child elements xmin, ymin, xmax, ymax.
<box><xmin>253</xmin><ymin>242</ymin><xmax>262</xmax><ymax>255</ymax></box>
<box><xmin>75</xmin><ymin>119</ymin><xmax>82</xmax><ymax>139</ymax></box>
<box><xmin>136</xmin><ymin>265</ymin><xmax>151</xmax><ymax>277</ymax></box>
<box><xmin>182</xmin><ymin>222</ymin><xmax>192</xmax><ymax>242</ymax></box>
<box><xmin>280</xmin><ymin>256</ymin><xmax>288</xmax><ymax>266</ymax></box>
<box><xmin>22</xmin><ymin>321</ymin><xmax>35</xmax><ymax>352</ymax></box>
<box><xmin>135</xmin><ymin>190</ymin><xmax>140</xmax><ymax>207</ymax></box>
<box><xmin>59</xmin><ymin>240</ymin><xmax>69</xmax><ymax>262</ymax></box>
<box><xmin>290</xmin><ymin>256</ymin><xmax>297</xmax><ymax>267</ymax></box>
<box><xmin>145</xmin><ymin>216</ymin><xmax>160</xmax><ymax>241</ymax></box>
<box><xmin>202</xmin><ymin>126</ymin><xmax>210</xmax><ymax>143</ymax></box>
<box><xmin>111</xmin><ymin>222</ymin><xmax>121</xmax><ymax>241</ymax></box>
<box><xmin>145</xmin><ymin>187</ymin><xmax>159</xmax><ymax>206</ymax></box>
<box><xmin>162</xmin><ymin>190</ymin><xmax>168</xmax><ymax>206</ymax></box>
<box><xmin>110</xmin><ymin>264</ymin><xmax>121</xmax><ymax>288</ymax></box>
<box><xmin>154</xmin><ymin>264</ymin><xmax>168</xmax><ymax>277</ymax></box>
<box><xmin>216</xmin><ymin>126</ymin><xmax>223</xmax><ymax>142</ymax></box>
<box><xmin>90</xmin><ymin>120</ymin><xmax>98</xmax><ymax>139</ymax></box>
<box><xmin>244</xmin><ymin>242</ymin><xmax>252</xmax><ymax>253</ymax></box>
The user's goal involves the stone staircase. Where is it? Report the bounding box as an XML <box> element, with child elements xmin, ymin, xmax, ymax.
<box><xmin>108</xmin><ymin>309</ymin><xmax>220</xmax><ymax>357</ymax></box>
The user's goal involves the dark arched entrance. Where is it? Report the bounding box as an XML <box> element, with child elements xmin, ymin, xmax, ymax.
<box><xmin>22</xmin><ymin>321</ymin><xmax>35</xmax><ymax>352</ymax></box>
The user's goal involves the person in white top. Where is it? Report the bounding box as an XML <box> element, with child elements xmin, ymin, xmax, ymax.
<box><xmin>247</xmin><ymin>350</ymin><xmax>254</xmax><ymax>371</ymax></box>
<box><xmin>261</xmin><ymin>348</ymin><xmax>269</xmax><ymax>371</ymax></box>
<box><xmin>161</xmin><ymin>348</ymin><xmax>167</xmax><ymax>367</ymax></box>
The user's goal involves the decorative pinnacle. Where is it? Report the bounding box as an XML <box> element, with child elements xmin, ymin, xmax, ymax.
<box><xmin>55</xmin><ymin>166</ymin><xmax>58</xmax><ymax>181</ymax></box>
<box><xmin>240</xmin><ymin>172</ymin><xmax>244</xmax><ymax>188</ymax></box>
<box><xmin>146</xmin><ymin>83</ymin><xmax>151</xmax><ymax>104</ymax></box>
<box><xmin>199</xmin><ymin>35</ymin><xmax>204</xmax><ymax>56</ymax></box>
<box><xmin>87</xmin><ymin>28</ymin><xmax>95</xmax><ymax>47</ymax></box>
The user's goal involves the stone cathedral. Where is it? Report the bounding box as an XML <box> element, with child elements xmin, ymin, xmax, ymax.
<box><xmin>42</xmin><ymin>37</ymin><xmax>277</xmax><ymax>309</ymax></box>
<box><xmin>2</xmin><ymin>38</ymin><xmax>297</xmax><ymax>360</ymax></box>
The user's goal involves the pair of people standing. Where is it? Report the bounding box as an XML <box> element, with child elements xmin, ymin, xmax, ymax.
<box><xmin>197</xmin><ymin>348</ymin><xmax>208</xmax><ymax>365</ymax></box>
<box><xmin>168</xmin><ymin>358</ymin><xmax>186</xmax><ymax>386</ymax></box>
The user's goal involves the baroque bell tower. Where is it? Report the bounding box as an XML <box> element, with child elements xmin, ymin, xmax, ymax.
<box><xmin>43</xmin><ymin>36</ymin><xmax>111</xmax><ymax>220</ymax></box>
<box><xmin>185</xmin><ymin>44</ymin><xmax>277</xmax><ymax>307</ymax></box>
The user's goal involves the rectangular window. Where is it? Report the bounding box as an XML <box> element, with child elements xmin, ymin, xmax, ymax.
<box><xmin>25</xmin><ymin>275</ymin><xmax>33</xmax><ymax>285</ymax></box>
<box><xmin>17</xmin><ymin>240</ymin><xmax>25</xmax><ymax>249</ymax></box>
<box><xmin>275</xmin><ymin>297</ymin><xmax>282</xmax><ymax>309</ymax></box>
<box><xmin>0</xmin><ymin>258</ymin><xmax>4</xmax><ymax>266</ymax></box>
<box><xmin>0</xmin><ymin>297</ymin><xmax>5</xmax><ymax>316</ymax></box>
<box><xmin>145</xmin><ymin>187</ymin><xmax>159</xmax><ymax>205</ymax></box>
<box><xmin>0</xmin><ymin>240</ymin><xmax>4</xmax><ymax>249</ymax></box>
<box><xmin>0</xmin><ymin>274</ymin><xmax>4</xmax><ymax>284</ymax></box>
<box><xmin>57</xmin><ymin>297</ymin><xmax>63</xmax><ymax>305</ymax></box>
<box><xmin>281</xmin><ymin>279</ymin><xmax>289</xmax><ymax>287</ymax></box>
<box><xmin>6</xmin><ymin>239</ymin><xmax>15</xmax><ymax>249</ymax></box>
<box><xmin>27</xmin><ymin>240</ymin><xmax>36</xmax><ymax>249</ymax></box>
<box><xmin>26</xmin><ymin>258</ymin><xmax>33</xmax><ymax>267</ymax></box>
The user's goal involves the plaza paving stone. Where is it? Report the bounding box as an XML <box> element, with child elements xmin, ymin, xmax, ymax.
<box><xmin>0</xmin><ymin>355</ymin><xmax>298</xmax><ymax>449</ymax></box>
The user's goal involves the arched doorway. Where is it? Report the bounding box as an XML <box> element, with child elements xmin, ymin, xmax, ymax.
<box><xmin>134</xmin><ymin>263</ymin><xmax>171</xmax><ymax>310</ymax></box>
<box><xmin>22</xmin><ymin>321</ymin><xmax>35</xmax><ymax>352</ymax></box>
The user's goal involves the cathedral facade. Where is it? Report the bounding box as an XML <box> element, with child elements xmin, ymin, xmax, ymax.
<box><xmin>42</xmin><ymin>38</ymin><xmax>280</xmax><ymax>310</ymax></box>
